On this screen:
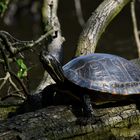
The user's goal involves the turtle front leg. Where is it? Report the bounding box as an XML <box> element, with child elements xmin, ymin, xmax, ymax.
<box><xmin>82</xmin><ymin>94</ymin><xmax>94</xmax><ymax>117</ymax></box>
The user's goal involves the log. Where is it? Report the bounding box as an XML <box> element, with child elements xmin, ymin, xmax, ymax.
<box><xmin>0</xmin><ymin>103</ymin><xmax>140</xmax><ymax>140</ymax></box>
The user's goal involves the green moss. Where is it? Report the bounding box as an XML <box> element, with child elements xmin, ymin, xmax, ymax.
<box><xmin>110</xmin><ymin>116</ymin><xmax>140</xmax><ymax>138</ymax></box>
<box><xmin>0</xmin><ymin>106</ymin><xmax>19</xmax><ymax>120</ymax></box>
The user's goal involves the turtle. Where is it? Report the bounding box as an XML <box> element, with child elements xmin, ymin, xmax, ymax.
<box><xmin>40</xmin><ymin>50</ymin><xmax>140</xmax><ymax>117</ymax></box>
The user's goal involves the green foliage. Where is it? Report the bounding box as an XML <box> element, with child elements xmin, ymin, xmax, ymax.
<box><xmin>16</xmin><ymin>59</ymin><xmax>28</xmax><ymax>78</ymax></box>
<box><xmin>0</xmin><ymin>2</ymin><xmax>7</xmax><ymax>15</ymax></box>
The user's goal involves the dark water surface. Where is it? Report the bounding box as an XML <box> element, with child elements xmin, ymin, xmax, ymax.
<box><xmin>0</xmin><ymin>0</ymin><xmax>140</xmax><ymax>91</ymax></box>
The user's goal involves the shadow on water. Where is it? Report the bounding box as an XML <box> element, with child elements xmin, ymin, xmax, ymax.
<box><xmin>0</xmin><ymin>0</ymin><xmax>140</xmax><ymax>91</ymax></box>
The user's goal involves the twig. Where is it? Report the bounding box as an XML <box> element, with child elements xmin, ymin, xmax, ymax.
<box><xmin>16</xmin><ymin>28</ymin><xmax>54</xmax><ymax>53</ymax></box>
<box><xmin>0</xmin><ymin>41</ymin><xmax>29</xmax><ymax>97</ymax></box>
<box><xmin>9</xmin><ymin>71</ymin><xmax>29</xmax><ymax>96</ymax></box>
<box><xmin>0</xmin><ymin>42</ymin><xmax>11</xmax><ymax>70</ymax></box>
<box><xmin>0</xmin><ymin>33</ymin><xmax>16</xmax><ymax>56</ymax></box>
<box><xmin>1</xmin><ymin>93</ymin><xmax>25</xmax><ymax>101</ymax></box>
<box><xmin>0</xmin><ymin>72</ymin><xmax>10</xmax><ymax>90</ymax></box>
<box><xmin>0</xmin><ymin>29</ymin><xmax>54</xmax><ymax>97</ymax></box>
<box><xmin>0</xmin><ymin>58</ymin><xmax>13</xmax><ymax>64</ymax></box>
<box><xmin>0</xmin><ymin>71</ymin><xmax>26</xmax><ymax>100</ymax></box>
<box><xmin>8</xmin><ymin>75</ymin><xmax>22</xmax><ymax>94</ymax></box>
<box><xmin>130</xmin><ymin>0</ymin><xmax>140</xmax><ymax>57</ymax></box>
<box><xmin>0</xmin><ymin>29</ymin><xmax>54</xmax><ymax>56</ymax></box>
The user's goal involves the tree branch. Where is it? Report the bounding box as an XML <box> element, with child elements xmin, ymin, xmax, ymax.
<box><xmin>0</xmin><ymin>41</ymin><xmax>28</xmax><ymax>98</ymax></box>
<box><xmin>75</xmin><ymin>0</ymin><xmax>131</xmax><ymax>56</ymax></box>
<box><xmin>0</xmin><ymin>29</ymin><xmax>54</xmax><ymax>56</ymax></box>
<box><xmin>33</xmin><ymin>0</ymin><xmax>65</xmax><ymax>95</ymax></box>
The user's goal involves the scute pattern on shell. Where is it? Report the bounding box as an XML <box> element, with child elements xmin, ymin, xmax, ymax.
<box><xmin>63</xmin><ymin>53</ymin><xmax>140</xmax><ymax>95</ymax></box>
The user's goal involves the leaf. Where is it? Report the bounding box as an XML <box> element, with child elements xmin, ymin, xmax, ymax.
<box><xmin>17</xmin><ymin>70</ymin><xmax>23</xmax><ymax>78</ymax></box>
<box><xmin>16</xmin><ymin>59</ymin><xmax>28</xmax><ymax>78</ymax></box>
<box><xmin>0</xmin><ymin>2</ymin><xmax>7</xmax><ymax>13</ymax></box>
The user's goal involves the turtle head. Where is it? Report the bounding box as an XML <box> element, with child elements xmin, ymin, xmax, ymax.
<box><xmin>40</xmin><ymin>50</ymin><xmax>65</xmax><ymax>84</ymax></box>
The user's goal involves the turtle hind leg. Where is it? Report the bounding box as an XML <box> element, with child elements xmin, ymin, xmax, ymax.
<box><xmin>76</xmin><ymin>94</ymin><xmax>97</xmax><ymax>125</ymax></box>
<box><xmin>82</xmin><ymin>94</ymin><xmax>95</xmax><ymax>117</ymax></box>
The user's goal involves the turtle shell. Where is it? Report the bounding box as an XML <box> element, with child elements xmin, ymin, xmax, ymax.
<box><xmin>63</xmin><ymin>53</ymin><xmax>140</xmax><ymax>95</ymax></box>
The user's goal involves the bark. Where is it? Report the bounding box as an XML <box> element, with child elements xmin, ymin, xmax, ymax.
<box><xmin>75</xmin><ymin>0</ymin><xmax>131</xmax><ymax>56</ymax></box>
<box><xmin>34</xmin><ymin>0</ymin><xmax>64</xmax><ymax>94</ymax></box>
<box><xmin>42</xmin><ymin>0</ymin><xmax>64</xmax><ymax>61</ymax></box>
<box><xmin>0</xmin><ymin>104</ymin><xmax>140</xmax><ymax>140</ymax></box>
